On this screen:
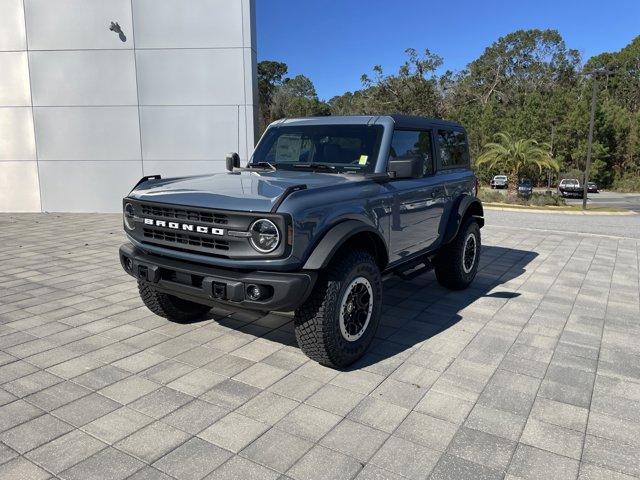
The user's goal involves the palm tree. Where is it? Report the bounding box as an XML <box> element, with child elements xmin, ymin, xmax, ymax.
<box><xmin>476</xmin><ymin>132</ymin><xmax>559</xmax><ymax>197</ymax></box>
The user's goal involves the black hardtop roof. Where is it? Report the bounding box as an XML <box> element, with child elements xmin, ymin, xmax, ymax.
<box><xmin>388</xmin><ymin>114</ymin><xmax>464</xmax><ymax>131</ymax></box>
<box><xmin>275</xmin><ymin>114</ymin><xmax>465</xmax><ymax>131</ymax></box>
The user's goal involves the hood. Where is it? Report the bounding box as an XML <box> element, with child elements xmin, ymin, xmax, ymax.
<box><xmin>129</xmin><ymin>170</ymin><xmax>359</xmax><ymax>212</ymax></box>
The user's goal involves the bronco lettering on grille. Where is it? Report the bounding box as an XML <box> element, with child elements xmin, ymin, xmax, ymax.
<box><xmin>143</xmin><ymin>218</ymin><xmax>224</xmax><ymax>236</ymax></box>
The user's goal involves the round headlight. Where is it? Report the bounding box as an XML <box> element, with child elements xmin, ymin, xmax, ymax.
<box><xmin>123</xmin><ymin>203</ymin><xmax>135</xmax><ymax>231</ymax></box>
<box><xmin>249</xmin><ymin>219</ymin><xmax>280</xmax><ymax>253</ymax></box>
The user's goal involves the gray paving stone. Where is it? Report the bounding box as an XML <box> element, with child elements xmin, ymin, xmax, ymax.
<box><xmin>60</xmin><ymin>447</ymin><xmax>144</xmax><ymax>480</ymax></box>
<box><xmin>128</xmin><ymin>386</ymin><xmax>193</xmax><ymax>419</ymax></box>
<box><xmin>199</xmin><ymin>412</ymin><xmax>269</xmax><ymax>453</ymax></box>
<box><xmin>395</xmin><ymin>411</ymin><xmax>458</xmax><ymax>452</ymax></box>
<box><xmin>275</xmin><ymin>404</ymin><xmax>341</xmax><ymax>442</ymax></box>
<box><xmin>355</xmin><ymin>464</ymin><xmax>405</xmax><ymax>480</ymax></box>
<box><xmin>116</xmin><ymin>420</ymin><xmax>190</xmax><ymax>463</ymax></box>
<box><xmin>73</xmin><ymin>364</ymin><xmax>130</xmax><ymax>390</ymax></box>
<box><xmin>0</xmin><ymin>457</ymin><xmax>50</xmax><ymax>480</ymax></box>
<box><xmin>578</xmin><ymin>463</ymin><xmax>639</xmax><ymax>480</ymax></box>
<box><xmin>25</xmin><ymin>429</ymin><xmax>106</xmax><ymax>474</ymax></box>
<box><xmin>127</xmin><ymin>466</ymin><xmax>175</xmax><ymax>480</ymax></box>
<box><xmin>0</xmin><ymin>413</ymin><xmax>73</xmax><ymax>454</ymax></box>
<box><xmin>529</xmin><ymin>396</ymin><xmax>589</xmax><ymax>432</ymax></box>
<box><xmin>204</xmin><ymin>354</ymin><xmax>255</xmax><ymax>377</ymax></box>
<box><xmin>507</xmin><ymin>444</ymin><xmax>580</xmax><ymax>480</ymax></box>
<box><xmin>140</xmin><ymin>358</ymin><xmax>196</xmax><ymax>384</ymax></box>
<box><xmin>520</xmin><ymin>418</ymin><xmax>584</xmax><ymax>459</ymax></box>
<box><xmin>447</xmin><ymin>426</ymin><xmax>516</xmax><ymax>472</ymax></box>
<box><xmin>240</xmin><ymin>427</ymin><xmax>314</xmax><ymax>473</ymax></box>
<box><xmin>0</xmin><ymin>442</ymin><xmax>18</xmax><ymax>464</ymax></box>
<box><xmin>429</xmin><ymin>454</ymin><xmax>504</xmax><ymax>480</ymax></box>
<box><xmin>25</xmin><ymin>380</ymin><xmax>91</xmax><ymax>411</ymax></box>
<box><xmin>348</xmin><ymin>397</ymin><xmax>410</xmax><ymax>433</ymax></box>
<box><xmin>98</xmin><ymin>376</ymin><xmax>160</xmax><ymax>404</ymax></box>
<box><xmin>415</xmin><ymin>389</ymin><xmax>474</xmax><ymax>424</ymax></box>
<box><xmin>0</xmin><ymin>399</ymin><xmax>44</xmax><ymax>432</ymax></box>
<box><xmin>2</xmin><ymin>371</ymin><xmax>63</xmax><ymax>398</ymax></box>
<box><xmin>371</xmin><ymin>436</ymin><xmax>440</xmax><ymax>479</ymax></box>
<box><xmin>269</xmin><ymin>373</ymin><xmax>324</xmax><ymax>402</ymax></box>
<box><xmin>163</xmin><ymin>399</ymin><xmax>229</xmax><ymax>435</ymax></box>
<box><xmin>320</xmin><ymin>418</ymin><xmax>388</xmax><ymax>462</ymax></box>
<box><xmin>464</xmin><ymin>404</ymin><xmax>526</xmax><ymax>441</ymax></box>
<box><xmin>233</xmin><ymin>362</ymin><xmax>289</xmax><ymax>389</ymax></box>
<box><xmin>288</xmin><ymin>445</ymin><xmax>363</xmax><ymax>480</ymax></box>
<box><xmin>305</xmin><ymin>383</ymin><xmax>364</xmax><ymax>416</ymax></box>
<box><xmin>201</xmin><ymin>378</ymin><xmax>262</xmax><ymax>409</ymax></box>
<box><xmin>51</xmin><ymin>392</ymin><xmax>120</xmax><ymax>427</ymax></box>
<box><xmin>587</xmin><ymin>411</ymin><xmax>640</xmax><ymax>446</ymax></box>
<box><xmin>153</xmin><ymin>437</ymin><xmax>232</xmax><ymax>480</ymax></box>
<box><xmin>82</xmin><ymin>406</ymin><xmax>154</xmax><ymax>444</ymax></box>
<box><xmin>167</xmin><ymin>368</ymin><xmax>226</xmax><ymax>396</ymax></box>
<box><xmin>207</xmin><ymin>455</ymin><xmax>280</xmax><ymax>480</ymax></box>
<box><xmin>582</xmin><ymin>434</ymin><xmax>640</xmax><ymax>477</ymax></box>
<box><xmin>236</xmin><ymin>391</ymin><xmax>299</xmax><ymax>425</ymax></box>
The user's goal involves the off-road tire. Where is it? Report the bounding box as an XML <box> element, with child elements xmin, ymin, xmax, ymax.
<box><xmin>294</xmin><ymin>251</ymin><xmax>382</xmax><ymax>369</ymax></box>
<box><xmin>138</xmin><ymin>281</ymin><xmax>210</xmax><ymax>323</ymax></box>
<box><xmin>434</xmin><ymin>218</ymin><xmax>481</xmax><ymax>290</ymax></box>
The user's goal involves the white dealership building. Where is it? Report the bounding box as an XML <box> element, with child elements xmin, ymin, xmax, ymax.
<box><xmin>0</xmin><ymin>0</ymin><xmax>257</xmax><ymax>212</ymax></box>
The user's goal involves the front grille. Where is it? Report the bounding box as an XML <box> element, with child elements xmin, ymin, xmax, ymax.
<box><xmin>141</xmin><ymin>204</ymin><xmax>228</xmax><ymax>225</ymax></box>
<box><xmin>143</xmin><ymin>228</ymin><xmax>230</xmax><ymax>251</ymax></box>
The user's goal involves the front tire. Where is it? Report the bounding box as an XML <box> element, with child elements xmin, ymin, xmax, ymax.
<box><xmin>434</xmin><ymin>218</ymin><xmax>481</xmax><ymax>290</ymax></box>
<box><xmin>138</xmin><ymin>282</ymin><xmax>210</xmax><ymax>323</ymax></box>
<box><xmin>294</xmin><ymin>251</ymin><xmax>382</xmax><ymax>369</ymax></box>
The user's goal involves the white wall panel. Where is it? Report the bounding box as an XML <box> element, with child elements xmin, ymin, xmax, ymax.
<box><xmin>29</xmin><ymin>50</ymin><xmax>137</xmax><ymax>106</ymax></box>
<box><xmin>34</xmin><ymin>107</ymin><xmax>141</xmax><ymax>160</ymax></box>
<box><xmin>0</xmin><ymin>162</ymin><xmax>40</xmax><ymax>212</ymax></box>
<box><xmin>241</xmin><ymin>0</ymin><xmax>257</xmax><ymax>51</ymax></box>
<box><xmin>24</xmin><ymin>0</ymin><xmax>133</xmax><ymax>50</ymax></box>
<box><xmin>143</xmin><ymin>160</ymin><xmax>225</xmax><ymax>178</ymax></box>
<box><xmin>133</xmin><ymin>0</ymin><xmax>242</xmax><ymax>49</ymax></box>
<box><xmin>0</xmin><ymin>52</ymin><xmax>31</xmax><ymax>106</ymax></box>
<box><xmin>0</xmin><ymin>0</ymin><xmax>27</xmax><ymax>51</ymax></box>
<box><xmin>0</xmin><ymin>107</ymin><xmax>36</xmax><ymax>160</ymax></box>
<box><xmin>38</xmin><ymin>161</ymin><xmax>142</xmax><ymax>212</ymax></box>
<box><xmin>140</xmin><ymin>106</ymin><xmax>237</xmax><ymax>161</ymax></box>
<box><xmin>136</xmin><ymin>49</ymin><xmax>244</xmax><ymax>106</ymax></box>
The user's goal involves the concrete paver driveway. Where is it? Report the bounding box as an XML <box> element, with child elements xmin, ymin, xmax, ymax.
<box><xmin>0</xmin><ymin>212</ymin><xmax>639</xmax><ymax>480</ymax></box>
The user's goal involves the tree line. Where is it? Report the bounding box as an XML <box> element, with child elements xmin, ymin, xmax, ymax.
<box><xmin>258</xmin><ymin>29</ymin><xmax>640</xmax><ymax>190</ymax></box>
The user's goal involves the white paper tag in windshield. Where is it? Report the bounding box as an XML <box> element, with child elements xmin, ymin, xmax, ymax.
<box><xmin>275</xmin><ymin>135</ymin><xmax>302</xmax><ymax>163</ymax></box>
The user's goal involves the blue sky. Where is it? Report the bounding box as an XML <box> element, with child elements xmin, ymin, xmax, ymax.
<box><xmin>256</xmin><ymin>0</ymin><xmax>640</xmax><ymax>100</ymax></box>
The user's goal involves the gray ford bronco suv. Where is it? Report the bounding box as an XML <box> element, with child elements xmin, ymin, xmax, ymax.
<box><xmin>120</xmin><ymin>115</ymin><xmax>484</xmax><ymax>368</ymax></box>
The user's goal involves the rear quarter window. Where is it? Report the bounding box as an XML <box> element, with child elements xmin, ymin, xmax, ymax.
<box><xmin>437</xmin><ymin>130</ymin><xmax>469</xmax><ymax>168</ymax></box>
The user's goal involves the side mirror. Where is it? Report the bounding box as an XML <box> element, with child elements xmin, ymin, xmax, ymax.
<box><xmin>225</xmin><ymin>152</ymin><xmax>240</xmax><ymax>171</ymax></box>
<box><xmin>388</xmin><ymin>156</ymin><xmax>422</xmax><ymax>179</ymax></box>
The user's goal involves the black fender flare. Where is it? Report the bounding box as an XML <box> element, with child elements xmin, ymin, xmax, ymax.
<box><xmin>303</xmin><ymin>220</ymin><xmax>388</xmax><ymax>270</ymax></box>
<box><xmin>440</xmin><ymin>195</ymin><xmax>484</xmax><ymax>245</ymax></box>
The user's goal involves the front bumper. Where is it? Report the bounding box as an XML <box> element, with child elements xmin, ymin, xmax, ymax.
<box><xmin>119</xmin><ymin>243</ymin><xmax>316</xmax><ymax>311</ymax></box>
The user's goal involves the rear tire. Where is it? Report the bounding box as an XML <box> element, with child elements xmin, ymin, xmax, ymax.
<box><xmin>138</xmin><ymin>281</ymin><xmax>210</xmax><ymax>323</ymax></box>
<box><xmin>294</xmin><ymin>251</ymin><xmax>382</xmax><ymax>369</ymax></box>
<box><xmin>434</xmin><ymin>218</ymin><xmax>481</xmax><ymax>290</ymax></box>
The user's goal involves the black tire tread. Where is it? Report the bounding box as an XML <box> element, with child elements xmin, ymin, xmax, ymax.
<box><xmin>294</xmin><ymin>251</ymin><xmax>380</xmax><ymax>369</ymax></box>
<box><xmin>434</xmin><ymin>218</ymin><xmax>480</xmax><ymax>290</ymax></box>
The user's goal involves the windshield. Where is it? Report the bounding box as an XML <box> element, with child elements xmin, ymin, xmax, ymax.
<box><xmin>251</xmin><ymin>124</ymin><xmax>384</xmax><ymax>173</ymax></box>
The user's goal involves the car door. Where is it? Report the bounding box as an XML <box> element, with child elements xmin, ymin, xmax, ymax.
<box><xmin>387</xmin><ymin>129</ymin><xmax>443</xmax><ymax>261</ymax></box>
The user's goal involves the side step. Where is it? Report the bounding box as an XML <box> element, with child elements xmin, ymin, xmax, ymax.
<box><xmin>388</xmin><ymin>257</ymin><xmax>434</xmax><ymax>281</ymax></box>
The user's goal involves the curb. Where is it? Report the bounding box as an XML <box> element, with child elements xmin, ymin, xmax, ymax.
<box><xmin>483</xmin><ymin>205</ymin><xmax>636</xmax><ymax>215</ymax></box>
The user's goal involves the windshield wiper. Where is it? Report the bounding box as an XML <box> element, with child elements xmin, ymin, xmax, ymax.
<box><xmin>247</xmin><ymin>161</ymin><xmax>277</xmax><ymax>171</ymax></box>
<box><xmin>291</xmin><ymin>163</ymin><xmax>337</xmax><ymax>171</ymax></box>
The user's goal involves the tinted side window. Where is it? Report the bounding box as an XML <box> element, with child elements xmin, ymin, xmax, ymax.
<box><xmin>437</xmin><ymin>130</ymin><xmax>469</xmax><ymax>168</ymax></box>
<box><xmin>389</xmin><ymin>130</ymin><xmax>433</xmax><ymax>176</ymax></box>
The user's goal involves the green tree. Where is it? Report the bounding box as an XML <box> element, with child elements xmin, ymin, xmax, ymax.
<box><xmin>476</xmin><ymin>132</ymin><xmax>559</xmax><ymax>196</ymax></box>
<box><xmin>257</xmin><ymin>60</ymin><xmax>288</xmax><ymax>131</ymax></box>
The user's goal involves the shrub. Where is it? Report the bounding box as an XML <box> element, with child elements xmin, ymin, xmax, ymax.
<box><xmin>478</xmin><ymin>188</ymin><xmax>566</xmax><ymax>206</ymax></box>
<box><xmin>612</xmin><ymin>173</ymin><xmax>640</xmax><ymax>193</ymax></box>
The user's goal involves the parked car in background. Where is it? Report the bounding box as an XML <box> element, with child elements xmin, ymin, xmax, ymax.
<box><xmin>518</xmin><ymin>179</ymin><xmax>533</xmax><ymax>198</ymax></box>
<box><xmin>587</xmin><ymin>181</ymin><xmax>599</xmax><ymax>193</ymax></box>
<box><xmin>558</xmin><ymin>178</ymin><xmax>583</xmax><ymax>198</ymax></box>
<box><xmin>490</xmin><ymin>175</ymin><xmax>508</xmax><ymax>189</ymax></box>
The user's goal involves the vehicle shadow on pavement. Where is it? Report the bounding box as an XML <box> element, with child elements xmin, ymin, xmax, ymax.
<box><xmin>199</xmin><ymin>245</ymin><xmax>537</xmax><ymax>370</ymax></box>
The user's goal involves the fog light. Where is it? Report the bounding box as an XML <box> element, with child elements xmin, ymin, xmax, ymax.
<box><xmin>246</xmin><ymin>284</ymin><xmax>264</xmax><ymax>301</ymax></box>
